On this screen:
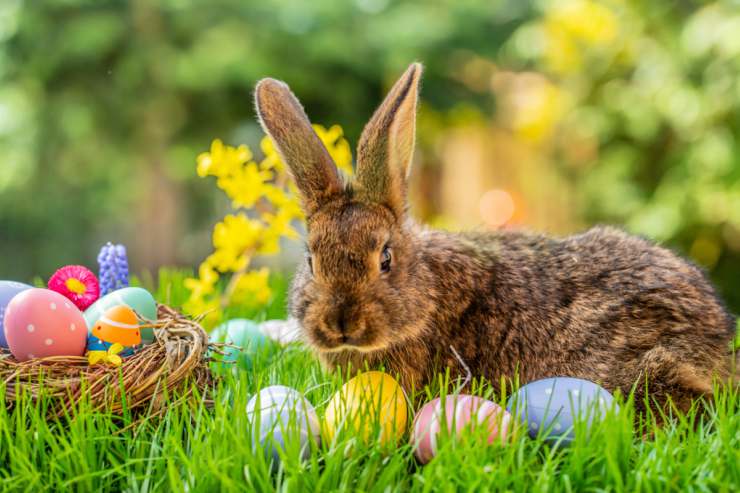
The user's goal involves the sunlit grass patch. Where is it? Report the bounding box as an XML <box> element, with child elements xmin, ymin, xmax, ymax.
<box><xmin>0</xmin><ymin>270</ymin><xmax>738</xmax><ymax>492</ymax></box>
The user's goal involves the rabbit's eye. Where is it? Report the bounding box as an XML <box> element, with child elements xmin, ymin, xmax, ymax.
<box><xmin>380</xmin><ymin>245</ymin><xmax>392</xmax><ymax>273</ymax></box>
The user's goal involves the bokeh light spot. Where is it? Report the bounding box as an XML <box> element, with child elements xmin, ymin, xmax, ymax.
<box><xmin>479</xmin><ymin>189</ymin><xmax>515</xmax><ymax>228</ymax></box>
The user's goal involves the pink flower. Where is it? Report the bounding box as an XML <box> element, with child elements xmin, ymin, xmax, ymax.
<box><xmin>48</xmin><ymin>265</ymin><xmax>100</xmax><ymax>311</ymax></box>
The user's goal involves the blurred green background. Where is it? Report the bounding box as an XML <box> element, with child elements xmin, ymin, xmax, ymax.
<box><xmin>0</xmin><ymin>0</ymin><xmax>739</xmax><ymax>313</ymax></box>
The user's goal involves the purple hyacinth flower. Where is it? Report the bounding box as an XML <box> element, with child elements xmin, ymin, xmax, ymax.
<box><xmin>98</xmin><ymin>242</ymin><xmax>130</xmax><ymax>295</ymax></box>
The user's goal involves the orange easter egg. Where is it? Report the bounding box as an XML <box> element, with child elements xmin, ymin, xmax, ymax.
<box><xmin>92</xmin><ymin>305</ymin><xmax>141</xmax><ymax>346</ymax></box>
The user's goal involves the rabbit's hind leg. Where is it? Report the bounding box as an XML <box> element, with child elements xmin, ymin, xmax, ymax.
<box><xmin>627</xmin><ymin>346</ymin><xmax>714</xmax><ymax>417</ymax></box>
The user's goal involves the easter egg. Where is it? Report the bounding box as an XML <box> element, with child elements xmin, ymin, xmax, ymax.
<box><xmin>3</xmin><ymin>288</ymin><xmax>87</xmax><ymax>361</ymax></box>
<box><xmin>209</xmin><ymin>319</ymin><xmax>275</xmax><ymax>370</ymax></box>
<box><xmin>411</xmin><ymin>395</ymin><xmax>512</xmax><ymax>464</ymax></box>
<box><xmin>323</xmin><ymin>371</ymin><xmax>408</xmax><ymax>445</ymax></box>
<box><xmin>83</xmin><ymin>287</ymin><xmax>157</xmax><ymax>343</ymax></box>
<box><xmin>91</xmin><ymin>305</ymin><xmax>142</xmax><ymax>347</ymax></box>
<box><xmin>259</xmin><ymin>318</ymin><xmax>302</xmax><ymax>344</ymax></box>
<box><xmin>0</xmin><ymin>280</ymin><xmax>32</xmax><ymax>348</ymax></box>
<box><xmin>246</xmin><ymin>385</ymin><xmax>320</xmax><ymax>466</ymax></box>
<box><xmin>507</xmin><ymin>377</ymin><xmax>616</xmax><ymax>446</ymax></box>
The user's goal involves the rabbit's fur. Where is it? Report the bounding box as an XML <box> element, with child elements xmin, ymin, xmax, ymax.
<box><xmin>255</xmin><ymin>63</ymin><xmax>737</xmax><ymax>413</ymax></box>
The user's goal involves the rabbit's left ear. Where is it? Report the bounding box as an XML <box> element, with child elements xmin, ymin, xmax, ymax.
<box><xmin>355</xmin><ymin>63</ymin><xmax>422</xmax><ymax>218</ymax></box>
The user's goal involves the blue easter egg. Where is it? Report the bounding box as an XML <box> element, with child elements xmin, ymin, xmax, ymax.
<box><xmin>209</xmin><ymin>319</ymin><xmax>275</xmax><ymax>370</ymax></box>
<box><xmin>246</xmin><ymin>385</ymin><xmax>320</xmax><ymax>467</ymax></box>
<box><xmin>507</xmin><ymin>377</ymin><xmax>617</xmax><ymax>446</ymax></box>
<box><xmin>0</xmin><ymin>281</ymin><xmax>33</xmax><ymax>348</ymax></box>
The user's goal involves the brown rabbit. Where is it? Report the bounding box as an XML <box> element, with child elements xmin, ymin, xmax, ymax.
<box><xmin>254</xmin><ymin>63</ymin><xmax>737</xmax><ymax>414</ymax></box>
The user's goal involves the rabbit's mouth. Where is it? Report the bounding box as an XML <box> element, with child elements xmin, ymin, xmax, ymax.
<box><xmin>322</xmin><ymin>341</ymin><xmax>386</xmax><ymax>354</ymax></box>
<box><xmin>310</xmin><ymin>323</ymin><xmax>386</xmax><ymax>353</ymax></box>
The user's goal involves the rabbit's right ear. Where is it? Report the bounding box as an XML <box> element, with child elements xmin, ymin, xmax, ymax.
<box><xmin>255</xmin><ymin>78</ymin><xmax>343</xmax><ymax>215</ymax></box>
<box><xmin>355</xmin><ymin>63</ymin><xmax>422</xmax><ymax>218</ymax></box>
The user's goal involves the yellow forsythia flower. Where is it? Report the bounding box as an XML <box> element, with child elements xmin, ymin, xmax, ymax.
<box><xmin>259</xmin><ymin>136</ymin><xmax>285</xmax><ymax>172</ymax></box>
<box><xmin>314</xmin><ymin>124</ymin><xmax>354</xmax><ymax>175</ymax></box>
<box><xmin>184</xmin><ymin>262</ymin><xmax>219</xmax><ymax>299</ymax></box>
<box><xmin>197</xmin><ymin>139</ymin><xmax>253</xmax><ymax>178</ymax></box>
<box><xmin>230</xmin><ymin>267</ymin><xmax>272</xmax><ymax>308</ymax></box>
<box><xmin>218</xmin><ymin>163</ymin><xmax>273</xmax><ymax>209</ymax></box>
<box><xmin>210</xmin><ymin>214</ymin><xmax>264</xmax><ymax>272</ymax></box>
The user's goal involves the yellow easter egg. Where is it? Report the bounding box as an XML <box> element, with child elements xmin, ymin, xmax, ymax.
<box><xmin>323</xmin><ymin>371</ymin><xmax>408</xmax><ymax>445</ymax></box>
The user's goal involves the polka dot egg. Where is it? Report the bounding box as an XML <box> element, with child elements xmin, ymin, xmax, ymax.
<box><xmin>3</xmin><ymin>288</ymin><xmax>87</xmax><ymax>361</ymax></box>
<box><xmin>411</xmin><ymin>395</ymin><xmax>512</xmax><ymax>464</ymax></box>
<box><xmin>506</xmin><ymin>377</ymin><xmax>617</xmax><ymax>446</ymax></box>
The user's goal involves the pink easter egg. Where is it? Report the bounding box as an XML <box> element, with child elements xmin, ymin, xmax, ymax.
<box><xmin>3</xmin><ymin>288</ymin><xmax>87</xmax><ymax>362</ymax></box>
<box><xmin>411</xmin><ymin>395</ymin><xmax>512</xmax><ymax>464</ymax></box>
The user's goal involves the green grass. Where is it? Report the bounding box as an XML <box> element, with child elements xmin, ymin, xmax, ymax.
<box><xmin>1</xmin><ymin>270</ymin><xmax>738</xmax><ymax>492</ymax></box>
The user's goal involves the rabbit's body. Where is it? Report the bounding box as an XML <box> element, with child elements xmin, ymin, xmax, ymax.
<box><xmin>255</xmin><ymin>63</ymin><xmax>736</xmax><ymax>414</ymax></box>
<box><xmin>316</xmin><ymin>224</ymin><xmax>736</xmax><ymax>411</ymax></box>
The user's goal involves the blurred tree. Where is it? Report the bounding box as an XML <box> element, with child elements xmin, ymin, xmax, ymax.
<box><xmin>501</xmin><ymin>0</ymin><xmax>740</xmax><ymax>309</ymax></box>
<box><xmin>0</xmin><ymin>0</ymin><xmax>738</xmax><ymax>312</ymax></box>
<box><xmin>0</xmin><ymin>0</ymin><xmax>523</xmax><ymax>279</ymax></box>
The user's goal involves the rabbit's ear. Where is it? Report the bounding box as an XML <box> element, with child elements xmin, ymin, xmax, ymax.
<box><xmin>255</xmin><ymin>78</ymin><xmax>343</xmax><ymax>215</ymax></box>
<box><xmin>355</xmin><ymin>63</ymin><xmax>422</xmax><ymax>217</ymax></box>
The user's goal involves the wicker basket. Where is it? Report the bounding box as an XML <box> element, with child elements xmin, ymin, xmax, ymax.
<box><xmin>0</xmin><ymin>304</ymin><xmax>217</xmax><ymax>417</ymax></box>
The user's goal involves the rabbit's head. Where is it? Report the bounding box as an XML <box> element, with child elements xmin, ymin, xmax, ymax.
<box><xmin>255</xmin><ymin>63</ymin><xmax>432</xmax><ymax>353</ymax></box>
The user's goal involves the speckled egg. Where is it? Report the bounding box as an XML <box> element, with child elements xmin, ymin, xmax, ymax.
<box><xmin>246</xmin><ymin>385</ymin><xmax>320</xmax><ymax>466</ymax></box>
<box><xmin>0</xmin><ymin>280</ymin><xmax>32</xmax><ymax>348</ymax></box>
<box><xmin>507</xmin><ymin>377</ymin><xmax>617</xmax><ymax>446</ymax></box>
<box><xmin>411</xmin><ymin>395</ymin><xmax>512</xmax><ymax>464</ymax></box>
<box><xmin>84</xmin><ymin>287</ymin><xmax>157</xmax><ymax>343</ymax></box>
<box><xmin>323</xmin><ymin>371</ymin><xmax>408</xmax><ymax>446</ymax></box>
<box><xmin>3</xmin><ymin>288</ymin><xmax>87</xmax><ymax>361</ymax></box>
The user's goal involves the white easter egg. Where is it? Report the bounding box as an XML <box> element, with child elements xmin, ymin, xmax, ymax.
<box><xmin>246</xmin><ymin>385</ymin><xmax>320</xmax><ymax>467</ymax></box>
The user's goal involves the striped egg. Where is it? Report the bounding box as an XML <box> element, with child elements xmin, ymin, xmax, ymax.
<box><xmin>246</xmin><ymin>385</ymin><xmax>320</xmax><ymax>468</ymax></box>
<box><xmin>411</xmin><ymin>395</ymin><xmax>512</xmax><ymax>464</ymax></box>
<box><xmin>84</xmin><ymin>287</ymin><xmax>156</xmax><ymax>343</ymax></box>
<box><xmin>91</xmin><ymin>305</ymin><xmax>142</xmax><ymax>347</ymax></box>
